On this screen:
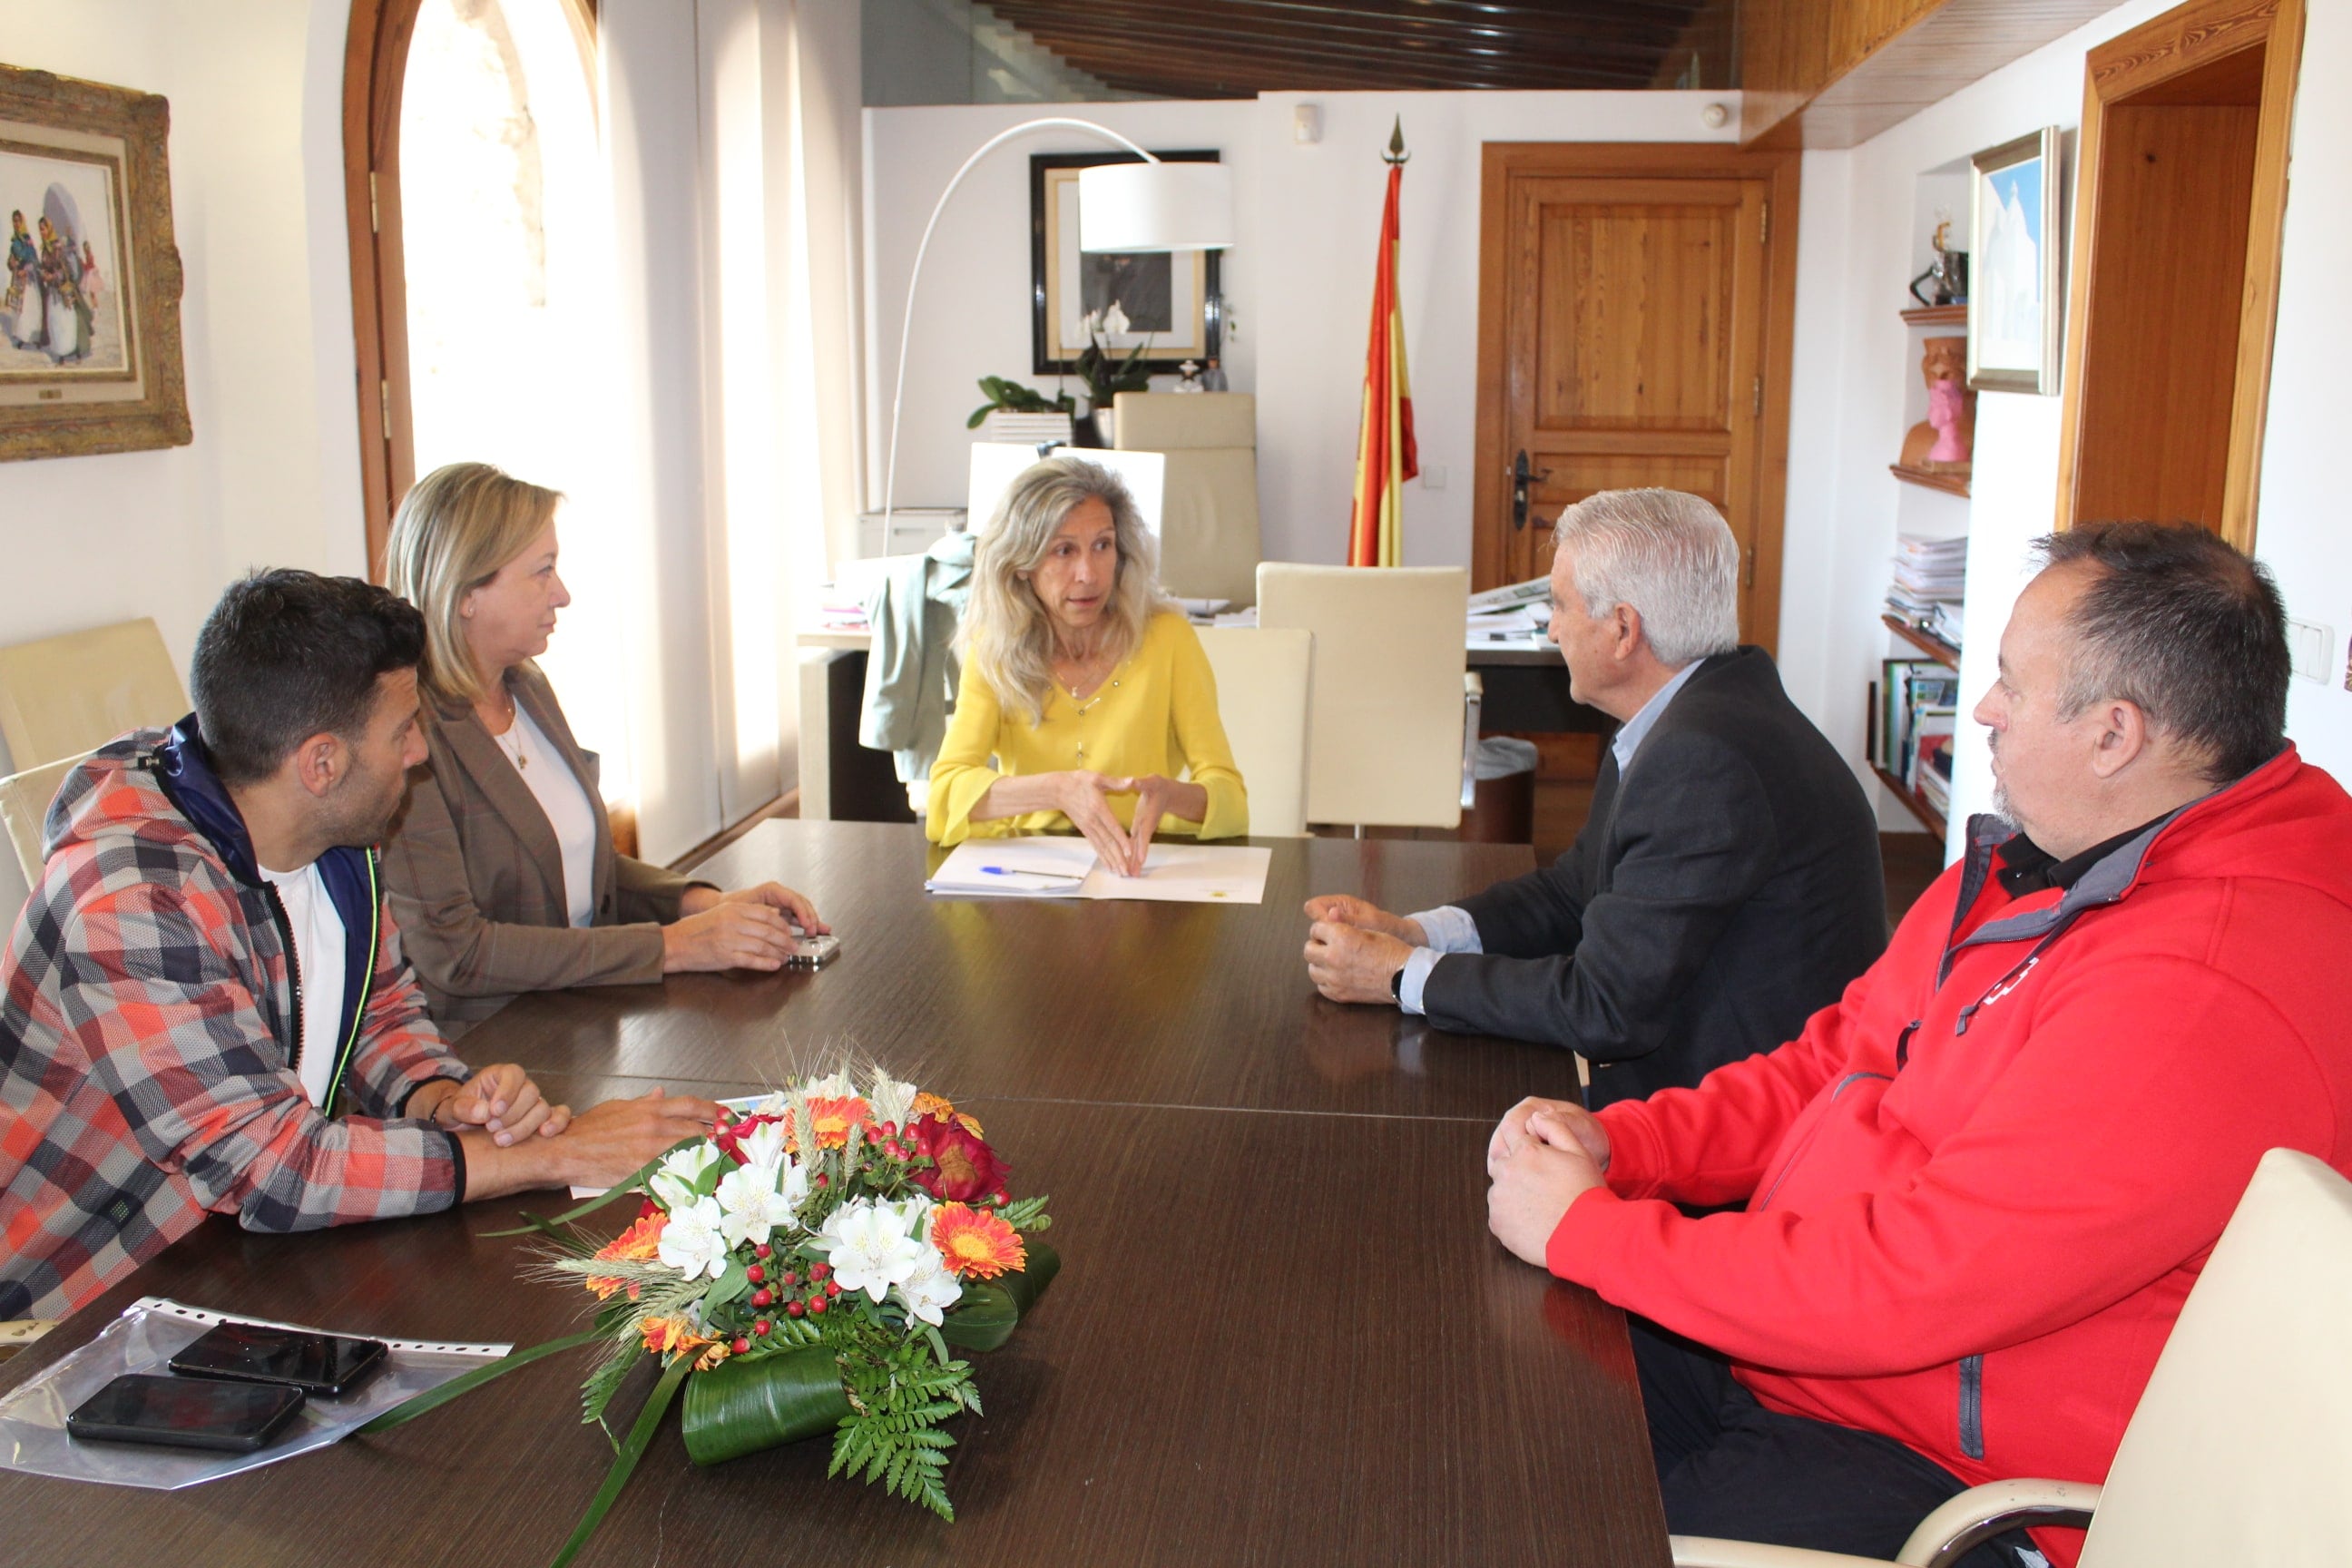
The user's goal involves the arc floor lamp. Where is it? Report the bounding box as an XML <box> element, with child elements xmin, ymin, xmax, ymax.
<box><xmin>881</xmin><ymin>117</ymin><xmax>1235</xmax><ymax>531</ymax></box>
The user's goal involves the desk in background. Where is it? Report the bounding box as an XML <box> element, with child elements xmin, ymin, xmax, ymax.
<box><xmin>0</xmin><ymin>826</ymin><xmax>1671</xmax><ymax>1567</ymax></box>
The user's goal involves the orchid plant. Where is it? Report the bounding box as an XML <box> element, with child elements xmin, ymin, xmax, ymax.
<box><xmin>1073</xmin><ymin>301</ymin><xmax>1153</xmax><ymax>407</ymax></box>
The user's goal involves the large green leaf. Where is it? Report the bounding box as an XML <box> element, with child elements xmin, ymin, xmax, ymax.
<box><xmin>548</xmin><ymin>1351</ymin><xmax>693</xmax><ymax>1568</ymax></box>
<box><xmin>357</xmin><ymin>1328</ymin><xmax>604</xmax><ymax>1436</ymax></box>
<box><xmin>1000</xmin><ymin>1241</ymin><xmax>1061</xmax><ymax>1318</ymax></box>
<box><xmin>937</xmin><ymin>1282</ymin><xmax>1018</xmax><ymax>1352</ymax></box>
<box><xmin>679</xmin><ymin>1345</ymin><xmax>852</xmax><ymax>1466</ymax></box>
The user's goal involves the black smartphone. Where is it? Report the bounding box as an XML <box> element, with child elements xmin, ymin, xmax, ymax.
<box><xmin>167</xmin><ymin>1320</ymin><xmax>388</xmax><ymax>1397</ymax></box>
<box><xmin>67</xmin><ymin>1373</ymin><xmax>306</xmax><ymax>1454</ymax></box>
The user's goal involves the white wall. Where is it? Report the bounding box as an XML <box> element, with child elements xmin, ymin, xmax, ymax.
<box><xmin>864</xmin><ymin>91</ymin><xmax>1743</xmax><ymax>567</ymax></box>
<box><xmin>0</xmin><ymin>0</ymin><xmax>367</xmax><ymax>764</ymax></box>
<box><xmin>1766</xmin><ymin>0</ymin><xmax>2352</xmax><ymax>859</ymax></box>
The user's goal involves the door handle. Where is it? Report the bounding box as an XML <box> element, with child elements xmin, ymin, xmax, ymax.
<box><xmin>1511</xmin><ymin>450</ymin><xmax>1553</xmax><ymax>532</ymax></box>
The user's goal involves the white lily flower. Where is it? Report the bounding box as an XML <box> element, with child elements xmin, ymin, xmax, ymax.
<box><xmin>1080</xmin><ymin>308</ymin><xmax>1102</xmax><ymax>337</ymax></box>
<box><xmin>715</xmin><ymin>1159</ymin><xmax>806</xmax><ymax>1249</ymax></box>
<box><xmin>867</xmin><ymin>1073</ymin><xmax>920</xmax><ymax>1130</ymax></box>
<box><xmin>737</xmin><ymin>1119</ymin><xmax>789</xmax><ymax>1171</ymax></box>
<box><xmin>894</xmin><ymin>1253</ymin><xmax>963</xmax><ymax>1328</ymax></box>
<box><xmin>649</xmin><ymin>1142</ymin><xmax>723</xmax><ymax>1212</ymax></box>
<box><xmin>655</xmin><ymin>1195</ymin><xmax>730</xmax><ymax>1280</ymax></box>
<box><xmin>820</xmin><ymin>1198</ymin><xmax>928</xmax><ymax>1303</ymax></box>
<box><xmin>891</xmin><ymin>1193</ymin><xmax>936</xmax><ymax>1237</ymax></box>
<box><xmin>1102</xmin><ymin>302</ymin><xmax>1131</xmax><ymax>336</ymax></box>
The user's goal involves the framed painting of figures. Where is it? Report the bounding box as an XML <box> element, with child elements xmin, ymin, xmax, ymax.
<box><xmin>1031</xmin><ymin>150</ymin><xmax>1221</xmax><ymax>377</ymax></box>
<box><xmin>0</xmin><ymin>64</ymin><xmax>190</xmax><ymax>460</ymax></box>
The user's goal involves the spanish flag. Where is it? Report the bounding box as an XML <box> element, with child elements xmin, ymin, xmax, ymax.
<box><xmin>1348</xmin><ymin>146</ymin><xmax>1417</xmax><ymax>568</ymax></box>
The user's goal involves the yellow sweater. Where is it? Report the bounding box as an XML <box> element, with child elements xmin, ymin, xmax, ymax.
<box><xmin>927</xmin><ymin>611</ymin><xmax>1248</xmax><ymax>845</ymax></box>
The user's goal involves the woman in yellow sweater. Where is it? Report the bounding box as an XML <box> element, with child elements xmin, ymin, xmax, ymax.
<box><xmin>927</xmin><ymin>456</ymin><xmax>1246</xmax><ymax>872</ymax></box>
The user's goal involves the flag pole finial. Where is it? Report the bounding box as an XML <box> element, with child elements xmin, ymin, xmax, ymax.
<box><xmin>1385</xmin><ymin>115</ymin><xmax>1409</xmax><ymax>166</ymax></box>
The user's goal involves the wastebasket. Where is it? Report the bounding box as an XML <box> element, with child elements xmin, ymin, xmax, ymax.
<box><xmin>1460</xmin><ymin>736</ymin><xmax>1539</xmax><ymax>844</ymax></box>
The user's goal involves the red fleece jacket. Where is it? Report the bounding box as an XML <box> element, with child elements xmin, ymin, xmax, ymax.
<box><xmin>1547</xmin><ymin>748</ymin><xmax>2352</xmax><ymax>1566</ymax></box>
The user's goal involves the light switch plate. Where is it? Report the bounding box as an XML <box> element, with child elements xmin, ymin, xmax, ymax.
<box><xmin>1421</xmin><ymin>464</ymin><xmax>1447</xmax><ymax>491</ymax></box>
<box><xmin>2287</xmin><ymin>617</ymin><xmax>2332</xmax><ymax>683</ymax></box>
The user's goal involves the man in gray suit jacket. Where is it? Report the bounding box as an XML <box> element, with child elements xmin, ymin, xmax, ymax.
<box><xmin>1304</xmin><ymin>489</ymin><xmax>1886</xmax><ymax>1108</ymax></box>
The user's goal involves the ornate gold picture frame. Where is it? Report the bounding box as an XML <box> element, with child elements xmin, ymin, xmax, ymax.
<box><xmin>0</xmin><ymin>64</ymin><xmax>189</xmax><ymax>460</ymax></box>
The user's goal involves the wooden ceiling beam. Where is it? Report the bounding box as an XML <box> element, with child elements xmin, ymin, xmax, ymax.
<box><xmin>994</xmin><ymin>10</ymin><xmax>1668</xmax><ymax>84</ymax></box>
<box><xmin>989</xmin><ymin>6</ymin><xmax>1679</xmax><ymax>73</ymax></box>
<box><xmin>993</xmin><ymin>0</ymin><xmax>1698</xmax><ymax>51</ymax></box>
<box><xmin>1037</xmin><ymin>37</ymin><xmax>1643</xmax><ymax>94</ymax></box>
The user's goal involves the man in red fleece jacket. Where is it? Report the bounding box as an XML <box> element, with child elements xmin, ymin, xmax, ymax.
<box><xmin>1487</xmin><ymin>523</ymin><xmax>2352</xmax><ymax>1568</ymax></box>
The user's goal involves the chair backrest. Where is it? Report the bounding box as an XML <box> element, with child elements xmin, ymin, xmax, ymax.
<box><xmin>2079</xmin><ymin>1147</ymin><xmax>2352</xmax><ymax>1567</ymax></box>
<box><xmin>0</xmin><ymin>751</ymin><xmax>85</xmax><ymax>925</ymax></box>
<box><xmin>1116</xmin><ymin>393</ymin><xmax>1260</xmax><ymax>609</ymax></box>
<box><xmin>0</xmin><ymin>618</ymin><xmax>187</xmax><ymax>771</ymax></box>
<box><xmin>1257</xmin><ymin>564</ymin><xmax>1468</xmax><ymax>829</ymax></box>
<box><xmin>1195</xmin><ymin>627</ymin><xmax>1312</xmax><ymax>837</ymax></box>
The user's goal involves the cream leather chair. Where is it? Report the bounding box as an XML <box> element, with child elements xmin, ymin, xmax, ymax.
<box><xmin>1257</xmin><ymin>564</ymin><xmax>1471</xmax><ymax>831</ymax></box>
<box><xmin>1114</xmin><ymin>392</ymin><xmax>1261</xmax><ymax>609</ymax></box>
<box><xmin>1195</xmin><ymin>627</ymin><xmax>1312</xmax><ymax>837</ymax></box>
<box><xmin>1672</xmin><ymin>1146</ymin><xmax>2352</xmax><ymax>1568</ymax></box>
<box><xmin>0</xmin><ymin>751</ymin><xmax>84</xmax><ymax>922</ymax></box>
<box><xmin>0</xmin><ymin>618</ymin><xmax>187</xmax><ymax>771</ymax></box>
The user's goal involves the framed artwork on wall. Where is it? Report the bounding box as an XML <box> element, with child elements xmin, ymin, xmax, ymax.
<box><xmin>0</xmin><ymin>64</ymin><xmax>190</xmax><ymax>461</ymax></box>
<box><xmin>1967</xmin><ymin>127</ymin><xmax>2064</xmax><ymax>396</ymax></box>
<box><xmin>1031</xmin><ymin>149</ymin><xmax>1221</xmax><ymax>377</ymax></box>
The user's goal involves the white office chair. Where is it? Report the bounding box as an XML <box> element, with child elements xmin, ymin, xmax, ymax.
<box><xmin>1114</xmin><ymin>392</ymin><xmax>1261</xmax><ymax>608</ymax></box>
<box><xmin>1256</xmin><ymin>564</ymin><xmax>1473</xmax><ymax>831</ymax></box>
<box><xmin>1672</xmin><ymin>1146</ymin><xmax>2352</xmax><ymax>1568</ymax></box>
<box><xmin>0</xmin><ymin>617</ymin><xmax>187</xmax><ymax>772</ymax></box>
<box><xmin>1195</xmin><ymin>627</ymin><xmax>1312</xmax><ymax>837</ymax></box>
<box><xmin>0</xmin><ymin>750</ymin><xmax>85</xmax><ymax>925</ymax></box>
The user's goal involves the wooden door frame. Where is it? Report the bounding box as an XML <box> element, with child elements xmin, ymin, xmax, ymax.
<box><xmin>2053</xmin><ymin>0</ymin><xmax>2303</xmax><ymax>550</ymax></box>
<box><xmin>339</xmin><ymin>0</ymin><xmax>598</xmax><ymax>581</ymax></box>
<box><xmin>1472</xmin><ymin>142</ymin><xmax>1802</xmax><ymax>656</ymax></box>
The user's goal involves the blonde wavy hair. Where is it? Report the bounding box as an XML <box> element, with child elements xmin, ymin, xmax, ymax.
<box><xmin>961</xmin><ymin>456</ymin><xmax>1170</xmax><ymax>726</ymax></box>
<box><xmin>385</xmin><ymin>461</ymin><xmax>564</xmax><ymax>706</ymax></box>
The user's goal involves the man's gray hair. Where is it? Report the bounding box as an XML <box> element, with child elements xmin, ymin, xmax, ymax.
<box><xmin>1553</xmin><ymin>488</ymin><xmax>1741</xmax><ymax>666</ymax></box>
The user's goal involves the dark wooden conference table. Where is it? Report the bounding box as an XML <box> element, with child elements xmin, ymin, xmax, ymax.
<box><xmin>0</xmin><ymin>823</ymin><xmax>1672</xmax><ymax>1567</ymax></box>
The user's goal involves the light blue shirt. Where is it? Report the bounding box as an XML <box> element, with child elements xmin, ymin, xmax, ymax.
<box><xmin>1395</xmin><ymin>660</ymin><xmax>1702</xmax><ymax>1015</ymax></box>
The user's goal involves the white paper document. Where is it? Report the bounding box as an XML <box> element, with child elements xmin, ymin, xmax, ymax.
<box><xmin>926</xmin><ymin>837</ymin><xmax>1271</xmax><ymax>904</ymax></box>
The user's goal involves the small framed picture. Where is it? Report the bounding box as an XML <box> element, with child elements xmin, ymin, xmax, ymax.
<box><xmin>1030</xmin><ymin>150</ymin><xmax>1221</xmax><ymax>377</ymax></box>
<box><xmin>0</xmin><ymin>64</ymin><xmax>191</xmax><ymax>459</ymax></box>
<box><xmin>1967</xmin><ymin>127</ymin><xmax>2064</xmax><ymax>395</ymax></box>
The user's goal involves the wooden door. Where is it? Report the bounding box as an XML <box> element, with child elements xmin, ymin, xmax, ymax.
<box><xmin>1474</xmin><ymin>145</ymin><xmax>1800</xmax><ymax>650</ymax></box>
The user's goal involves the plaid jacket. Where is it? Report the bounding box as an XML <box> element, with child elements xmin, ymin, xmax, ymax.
<box><xmin>0</xmin><ymin>723</ymin><xmax>468</xmax><ymax>1323</ymax></box>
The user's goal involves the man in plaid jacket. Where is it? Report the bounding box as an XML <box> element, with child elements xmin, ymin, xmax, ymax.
<box><xmin>0</xmin><ymin>571</ymin><xmax>719</xmax><ymax>1323</ymax></box>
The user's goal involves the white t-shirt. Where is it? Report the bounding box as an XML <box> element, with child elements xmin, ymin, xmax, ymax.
<box><xmin>499</xmin><ymin>702</ymin><xmax>598</xmax><ymax>928</ymax></box>
<box><xmin>260</xmin><ymin>860</ymin><xmax>348</xmax><ymax>1109</ymax></box>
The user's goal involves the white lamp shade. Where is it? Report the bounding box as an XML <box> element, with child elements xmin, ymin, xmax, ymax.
<box><xmin>1077</xmin><ymin>162</ymin><xmax>1234</xmax><ymax>253</ymax></box>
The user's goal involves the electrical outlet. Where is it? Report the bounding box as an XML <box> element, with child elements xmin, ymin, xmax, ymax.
<box><xmin>1421</xmin><ymin>464</ymin><xmax>1447</xmax><ymax>491</ymax></box>
<box><xmin>2287</xmin><ymin>618</ymin><xmax>2333</xmax><ymax>683</ymax></box>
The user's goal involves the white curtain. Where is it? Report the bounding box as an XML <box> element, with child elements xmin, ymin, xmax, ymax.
<box><xmin>599</xmin><ymin>0</ymin><xmax>864</xmax><ymax>863</ymax></box>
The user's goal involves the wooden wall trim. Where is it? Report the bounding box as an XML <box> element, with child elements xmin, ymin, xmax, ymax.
<box><xmin>2053</xmin><ymin>0</ymin><xmax>2301</xmax><ymax>550</ymax></box>
<box><xmin>1741</xmin><ymin>0</ymin><xmax>2119</xmax><ymax>150</ymax></box>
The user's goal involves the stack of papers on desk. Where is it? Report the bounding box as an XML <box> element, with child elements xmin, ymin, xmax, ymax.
<box><xmin>926</xmin><ymin>837</ymin><xmax>1271</xmax><ymax>904</ymax></box>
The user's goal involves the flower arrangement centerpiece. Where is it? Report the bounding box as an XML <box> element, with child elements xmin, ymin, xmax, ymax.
<box><xmin>368</xmin><ymin>1064</ymin><xmax>1056</xmax><ymax>1567</ymax></box>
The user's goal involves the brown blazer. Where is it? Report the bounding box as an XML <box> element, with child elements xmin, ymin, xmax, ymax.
<box><xmin>382</xmin><ymin>662</ymin><xmax>704</xmax><ymax>1035</ymax></box>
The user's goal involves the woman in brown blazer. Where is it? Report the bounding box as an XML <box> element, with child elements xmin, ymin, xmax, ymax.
<box><xmin>383</xmin><ymin>462</ymin><xmax>827</xmax><ymax>1036</ymax></box>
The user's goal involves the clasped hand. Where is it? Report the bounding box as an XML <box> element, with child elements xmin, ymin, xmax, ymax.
<box><xmin>1300</xmin><ymin>895</ymin><xmax>1426</xmax><ymax>1004</ymax></box>
<box><xmin>1485</xmin><ymin>1096</ymin><xmax>1612</xmax><ymax>1267</ymax></box>
<box><xmin>665</xmin><ymin>882</ymin><xmax>828</xmax><ymax>974</ymax></box>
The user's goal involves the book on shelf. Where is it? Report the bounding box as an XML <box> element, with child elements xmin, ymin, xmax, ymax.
<box><xmin>1916</xmin><ymin>730</ymin><xmax>1954</xmax><ymax>815</ymax></box>
<box><xmin>1908</xmin><ymin>713</ymin><xmax>1955</xmax><ymax>794</ymax></box>
<box><xmin>1878</xmin><ymin>660</ymin><xmax>1960</xmax><ymax>780</ymax></box>
<box><xmin>1888</xmin><ymin>533</ymin><xmax>1967</xmax><ymax>617</ymax></box>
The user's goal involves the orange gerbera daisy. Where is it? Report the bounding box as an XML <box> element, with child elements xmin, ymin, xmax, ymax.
<box><xmin>585</xmin><ymin>1211</ymin><xmax>665</xmax><ymax>1299</ymax></box>
<box><xmin>805</xmin><ymin>1095</ymin><xmax>871</xmax><ymax>1149</ymax></box>
<box><xmin>639</xmin><ymin>1315</ymin><xmax>712</xmax><ymax>1359</ymax></box>
<box><xmin>911</xmin><ymin>1092</ymin><xmax>984</xmax><ymax>1137</ymax></box>
<box><xmin>929</xmin><ymin>1201</ymin><xmax>1025</xmax><ymax>1279</ymax></box>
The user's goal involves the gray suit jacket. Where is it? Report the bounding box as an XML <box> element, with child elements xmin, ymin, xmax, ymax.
<box><xmin>382</xmin><ymin>662</ymin><xmax>703</xmax><ymax>1035</ymax></box>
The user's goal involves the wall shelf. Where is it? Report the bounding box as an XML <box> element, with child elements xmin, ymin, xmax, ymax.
<box><xmin>1872</xmin><ymin>763</ymin><xmax>1949</xmax><ymax>836</ymax></box>
<box><xmin>1891</xmin><ymin>462</ymin><xmax>1971</xmax><ymax>498</ymax></box>
<box><xmin>1881</xmin><ymin>612</ymin><xmax>1961</xmax><ymax>671</ymax></box>
<box><xmin>1900</xmin><ymin>304</ymin><xmax>1968</xmax><ymax>328</ymax></box>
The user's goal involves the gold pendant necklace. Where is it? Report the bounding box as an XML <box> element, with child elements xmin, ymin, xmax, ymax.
<box><xmin>495</xmin><ymin>696</ymin><xmax>529</xmax><ymax>771</ymax></box>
